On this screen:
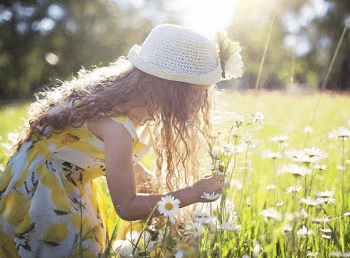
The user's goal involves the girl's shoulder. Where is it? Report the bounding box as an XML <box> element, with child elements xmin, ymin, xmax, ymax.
<box><xmin>86</xmin><ymin>115</ymin><xmax>137</xmax><ymax>143</ymax></box>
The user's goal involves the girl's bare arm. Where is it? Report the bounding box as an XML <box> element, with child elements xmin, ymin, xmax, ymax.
<box><xmin>88</xmin><ymin>117</ymin><xmax>222</xmax><ymax>221</ymax></box>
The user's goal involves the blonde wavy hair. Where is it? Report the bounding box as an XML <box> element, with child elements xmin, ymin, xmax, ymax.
<box><xmin>17</xmin><ymin>58</ymin><xmax>212</xmax><ymax>193</ymax></box>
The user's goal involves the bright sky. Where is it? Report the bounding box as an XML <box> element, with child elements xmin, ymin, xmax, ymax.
<box><xmin>116</xmin><ymin>0</ymin><xmax>241</xmax><ymax>40</ymax></box>
<box><xmin>116</xmin><ymin>0</ymin><xmax>333</xmax><ymax>57</ymax></box>
<box><xmin>0</xmin><ymin>0</ymin><xmax>334</xmax><ymax>58</ymax></box>
<box><xmin>165</xmin><ymin>0</ymin><xmax>241</xmax><ymax>40</ymax></box>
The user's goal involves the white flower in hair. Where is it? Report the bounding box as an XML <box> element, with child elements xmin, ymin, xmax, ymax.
<box><xmin>225</xmin><ymin>48</ymin><xmax>244</xmax><ymax>79</ymax></box>
<box><xmin>216</xmin><ymin>30</ymin><xmax>244</xmax><ymax>79</ymax></box>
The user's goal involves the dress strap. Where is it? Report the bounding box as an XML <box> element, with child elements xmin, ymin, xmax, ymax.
<box><xmin>109</xmin><ymin>116</ymin><xmax>138</xmax><ymax>141</ymax></box>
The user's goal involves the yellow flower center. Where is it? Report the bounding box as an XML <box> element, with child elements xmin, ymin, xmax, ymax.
<box><xmin>165</xmin><ymin>202</ymin><xmax>174</xmax><ymax>210</ymax></box>
<box><xmin>219</xmin><ymin>164</ymin><xmax>225</xmax><ymax>172</ymax></box>
<box><xmin>213</xmin><ymin>210</ymin><xmax>218</xmax><ymax>216</ymax></box>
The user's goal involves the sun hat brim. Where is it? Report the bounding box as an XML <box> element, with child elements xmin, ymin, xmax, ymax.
<box><xmin>128</xmin><ymin>45</ymin><xmax>223</xmax><ymax>86</ymax></box>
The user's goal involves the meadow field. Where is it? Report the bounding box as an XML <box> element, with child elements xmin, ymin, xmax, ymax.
<box><xmin>0</xmin><ymin>90</ymin><xmax>349</xmax><ymax>257</ymax></box>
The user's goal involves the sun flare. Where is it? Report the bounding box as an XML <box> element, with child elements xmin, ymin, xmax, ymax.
<box><xmin>169</xmin><ymin>0</ymin><xmax>241</xmax><ymax>40</ymax></box>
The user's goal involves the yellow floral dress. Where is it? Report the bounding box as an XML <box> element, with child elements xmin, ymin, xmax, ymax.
<box><xmin>0</xmin><ymin>116</ymin><xmax>153</xmax><ymax>258</ymax></box>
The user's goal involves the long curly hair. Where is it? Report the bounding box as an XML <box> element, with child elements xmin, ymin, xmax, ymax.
<box><xmin>17</xmin><ymin>58</ymin><xmax>212</xmax><ymax>192</ymax></box>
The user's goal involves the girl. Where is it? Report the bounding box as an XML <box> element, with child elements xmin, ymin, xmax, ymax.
<box><xmin>0</xmin><ymin>24</ymin><xmax>242</xmax><ymax>257</ymax></box>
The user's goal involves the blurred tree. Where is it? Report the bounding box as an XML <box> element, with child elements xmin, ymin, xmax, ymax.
<box><xmin>225</xmin><ymin>0</ymin><xmax>350</xmax><ymax>91</ymax></box>
<box><xmin>306</xmin><ymin>0</ymin><xmax>350</xmax><ymax>90</ymax></box>
<box><xmin>0</xmin><ymin>0</ymin><xmax>173</xmax><ymax>100</ymax></box>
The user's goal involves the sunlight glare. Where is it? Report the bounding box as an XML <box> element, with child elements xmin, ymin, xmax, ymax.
<box><xmin>168</xmin><ymin>0</ymin><xmax>241</xmax><ymax>40</ymax></box>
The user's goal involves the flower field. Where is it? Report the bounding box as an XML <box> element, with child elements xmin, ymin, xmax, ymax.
<box><xmin>1</xmin><ymin>90</ymin><xmax>349</xmax><ymax>257</ymax></box>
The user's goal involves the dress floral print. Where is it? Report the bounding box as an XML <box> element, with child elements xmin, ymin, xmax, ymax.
<box><xmin>0</xmin><ymin>116</ymin><xmax>153</xmax><ymax>257</ymax></box>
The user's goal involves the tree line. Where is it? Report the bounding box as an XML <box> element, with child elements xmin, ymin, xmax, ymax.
<box><xmin>0</xmin><ymin>0</ymin><xmax>349</xmax><ymax>102</ymax></box>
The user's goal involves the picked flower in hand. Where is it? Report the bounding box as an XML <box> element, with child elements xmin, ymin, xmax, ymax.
<box><xmin>201</xmin><ymin>191</ymin><xmax>221</xmax><ymax>200</ymax></box>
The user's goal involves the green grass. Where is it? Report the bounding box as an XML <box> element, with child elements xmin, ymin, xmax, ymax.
<box><xmin>205</xmin><ymin>90</ymin><xmax>350</xmax><ymax>257</ymax></box>
<box><xmin>0</xmin><ymin>101</ymin><xmax>30</xmax><ymax>165</ymax></box>
<box><xmin>0</xmin><ymin>91</ymin><xmax>349</xmax><ymax>257</ymax></box>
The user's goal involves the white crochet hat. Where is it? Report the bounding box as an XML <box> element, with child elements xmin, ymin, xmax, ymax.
<box><xmin>128</xmin><ymin>24</ymin><xmax>223</xmax><ymax>85</ymax></box>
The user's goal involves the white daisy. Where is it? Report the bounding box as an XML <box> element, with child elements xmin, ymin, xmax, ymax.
<box><xmin>225</xmin><ymin>200</ymin><xmax>236</xmax><ymax>213</ymax></box>
<box><xmin>282</xmin><ymin>225</ymin><xmax>292</xmax><ymax>234</ymax></box>
<box><xmin>222</xmin><ymin>144</ymin><xmax>234</xmax><ymax>154</ymax></box>
<box><xmin>297</xmin><ymin>225</ymin><xmax>314</xmax><ymax>238</ymax></box>
<box><xmin>310</xmin><ymin>217</ymin><xmax>330</xmax><ymax>223</ymax></box>
<box><xmin>125</xmin><ymin>230</ymin><xmax>139</xmax><ymax>245</ymax></box>
<box><xmin>219</xmin><ymin>221</ymin><xmax>241</xmax><ymax>231</ymax></box>
<box><xmin>302</xmin><ymin>147</ymin><xmax>327</xmax><ymax>159</ymax></box>
<box><xmin>230</xmin><ymin>179</ymin><xmax>243</xmax><ymax>190</ymax></box>
<box><xmin>192</xmin><ymin>209</ymin><xmax>209</xmax><ymax>218</ymax></box>
<box><xmin>195</xmin><ymin>216</ymin><xmax>217</xmax><ymax>225</ymax></box>
<box><xmin>277</xmin><ymin>201</ymin><xmax>284</xmax><ymax>207</ymax></box>
<box><xmin>328</xmin><ymin>127</ymin><xmax>350</xmax><ymax>140</ymax></box>
<box><xmin>324</xmin><ymin>197</ymin><xmax>336</xmax><ymax>204</ymax></box>
<box><xmin>268</xmin><ymin>135</ymin><xmax>290</xmax><ymax>143</ymax></box>
<box><xmin>260</xmin><ymin>207</ymin><xmax>282</xmax><ymax>222</ymax></box>
<box><xmin>315</xmin><ymin>190</ymin><xmax>334</xmax><ymax>198</ymax></box>
<box><xmin>300</xmin><ymin>197</ymin><xmax>325</xmax><ymax>206</ymax></box>
<box><xmin>306</xmin><ymin>251</ymin><xmax>319</xmax><ymax>257</ymax></box>
<box><xmin>253</xmin><ymin>242</ymin><xmax>261</xmax><ymax>258</ymax></box>
<box><xmin>286</xmin><ymin>208</ymin><xmax>308</xmax><ymax>221</ymax></box>
<box><xmin>211</xmin><ymin>208</ymin><xmax>219</xmax><ymax>218</ymax></box>
<box><xmin>263</xmin><ymin>151</ymin><xmax>283</xmax><ymax>160</ymax></box>
<box><xmin>313</xmin><ymin>164</ymin><xmax>327</xmax><ymax>170</ymax></box>
<box><xmin>113</xmin><ymin>240</ymin><xmax>124</xmax><ymax>251</ymax></box>
<box><xmin>337</xmin><ymin>165</ymin><xmax>346</xmax><ymax>171</ymax></box>
<box><xmin>299</xmin><ymin>208</ymin><xmax>309</xmax><ymax>219</ymax></box>
<box><xmin>158</xmin><ymin>195</ymin><xmax>180</xmax><ymax>217</ymax></box>
<box><xmin>211</xmin><ymin>149</ymin><xmax>221</xmax><ymax>160</ymax></box>
<box><xmin>286</xmin><ymin>185</ymin><xmax>302</xmax><ymax>193</ymax></box>
<box><xmin>266</xmin><ymin>184</ymin><xmax>276</xmax><ymax>190</ymax></box>
<box><xmin>191</xmin><ymin>222</ymin><xmax>203</xmax><ymax>237</ymax></box>
<box><xmin>213</xmin><ymin>163</ymin><xmax>226</xmax><ymax>176</ymax></box>
<box><xmin>320</xmin><ymin>228</ymin><xmax>332</xmax><ymax>233</ymax></box>
<box><xmin>286</xmin><ymin>150</ymin><xmax>324</xmax><ymax>164</ymax></box>
<box><xmin>252</xmin><ymin>112</ymin><xmax>264</xmax><ymax>123</ymax></box>
<box><xmin>280</xmin><ymin>164</ymin><xmax>312</xmax><ymax>177</ymax></box>
<box><xmin>344</xmin><ymin>212</ymin><xmax>350</xmax><ymax>217</ymax></box>
<box><xmin>303</xmin><ymin>126</ymin><xmax>314</xmax><ymax>133</ymax></box>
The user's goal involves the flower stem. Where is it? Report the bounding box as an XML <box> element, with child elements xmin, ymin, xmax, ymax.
<box><xmin>304</xmin><ymin>15</ymin><xmax>350</xmax><ymax>147</ymax></box>
<box><xmin>254</xmin><ymin>13</ymin><xmax>276</xmax><ymax>92</ymax></box>
<box><xmin>341</xmin><ymin>139</ymin><xmax>345</xmax><ymax>215</ymax></box>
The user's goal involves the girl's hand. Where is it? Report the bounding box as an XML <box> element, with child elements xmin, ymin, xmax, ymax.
<box><xmin>191</xmin><ymin>175</ymin><xmax>224</xmax><ymax>203</ymax></box>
